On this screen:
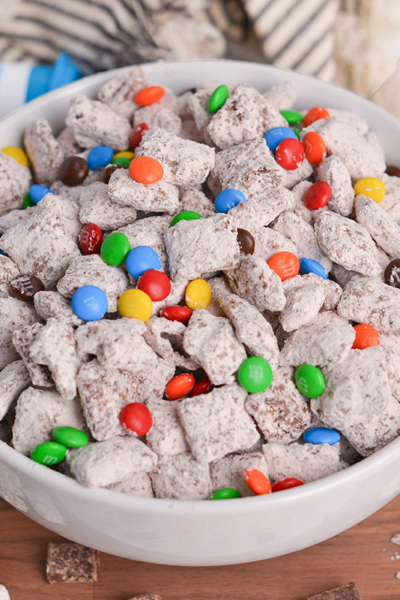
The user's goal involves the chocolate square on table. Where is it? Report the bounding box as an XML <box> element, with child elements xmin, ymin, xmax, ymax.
<box><xmin>46</xmin><ymin>542</ymin><xmax>100</xmax><ymax>584</ymax></box>
<box><xmin>308</xmin><ymin>582</ymin><xmax>363</xmax><ymax>600</ymax></box>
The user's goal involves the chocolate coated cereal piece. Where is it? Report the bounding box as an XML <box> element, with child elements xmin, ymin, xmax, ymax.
<box><xmin>229</xmin><ymin>187</ymin><xmax>295</xmax><ymax>232</ymax></box>
<box><xmin>24</xmin><ymin>118</ymin><xmax>64</xmax><ymax>185</ymax></box>
<box><xmin>281</xmin><ymin>322</ymin><xmax>356</xmax><ymax>367</ymax></box>
<box><xmin>246</xmin><ymin>367</ymin><xmax>312</xmax><ymax>443</ymax></box>
<box><xmin>225</xmin><ymin>255</ymin><xmax>286</xmax><ymax>313</ymax></box>
<box><xmin>279</xmin><ymin>283</ymin><xmax>326</xmax><ymax>333</ymax></box>
<box><xmin>117</xmin><ymin>216</ymin><xmax>171</xmax><ymax>274</ymax></box>
<box><xmin>108</xmin><ymin>168</ymin><xmax>179</xmax><ymax>214</ymax></box>
<box><xmin>150</xmin><ymin>452</ymin><xmax>211</xmax><ymax>500</ymax></box>
<box><xmin>79</xmin><ymin>182</ymin><xmax>137</xmax><ymax>230</ymax></box>
<box><xmin>307</xmin><ymin>583</ymin><xmax>362</xmax><ymax>600</ymax></box>
<box><xmin>282</xmin><ymin>274</ymin><xmax>342</xmax><ymax>311</ymax></box>
<box><xmin>136</xmin><ymin>127</ymin><xmax>214</xmax><ymax>186</ymax></box>
<box><xmin>66</xmin><ymin>95</ymin><xmax>131</xmax><ymax>151</ymax></box>
<box><xmin>282</xmin><ymin>157</ymin><xmax>314</xmax><ymax>190</ymax></box>
<box><xmin>46</xmin><ymin>542</ymin><xmax>100</xmax><ymax>584</ymax></box>
<box><xmin>12</xmin><ymin>387</ymin><xmax>85</xmax><ymax>455</ymax></box>
<box><xmin>179</xmin><ymin>187</ymin><xmax>216</xmax><ymax>218</ymax></box>
<box><xmin>57</xmin><ymin>127</ymin><xmax>82</xmax><ymax>156</ymax></box>
<box><xmin>144</xmin><ymin>317</ymin><xmax>199</xmax><ymax>370</ymax></box>
<box><xmin>379</xmin><ymin>173</ymin><xmax>400</xmax><ymax>224</ymax></box>
<box><xmin>0</xmin><ymin>360</ymin><xmax>30</xmax><ymax>421</ymax></box>
<box><xmin>327</xmin><ymin>109</ymin><xmax>369</xmax><ymax>135</ymax></box>
<box><xmin>291</xmin><ymin>180</ymin><xmax>314</xmax><ymax>224</ymax></box>
<box><xmin>29</xmin><ymin>318</ymin><xmax>80</xmax><ymax>400</ymax></box>
<box><xmin>262</xmin><ymin>81</ymin><xmax>296</xmax><ymax>110</ymax></box>
<box><xmin>12</xmin><ymin>324</ymin><xmax>53</xmax><ymax>388</ymax></box>
<box><xmin>0</xmin><ymin>255</ymin><xmax>20</xmax><ymax>297</ymax></box>
<box><xmin>0</xmin><ymin>584</ymin><xmax>10</xmax><ymax>600</ymax></box>
<box><xmin>67</xmin><ymin>437</ymin><xmax>158</xmax><ymax>487</ymax></box>
<box><xmin>253</xmin><ymin>227</ymin><xmax>298</xmax><ymax>261</ymax></box>
<box><xmin>217</xmin><ymin>292</ymin><xmax>279</xmax><ymax>369</ymax></box>
<box><xmin>57</xmin><ymin>254</ymin><xmax>129</xmax><ymax>313</ymax></box>
<box><xmin>0</xmin><ymin>297</ymin><xmax>40</xmax><ymax>370</ymax></box>
<box><xmin>210</xmin><ymin>452</ymin><xmax>269</xmax><ymax>497</ymax></box>
<box><xmin>316</xmin><ymin>155</ymin><xmax>355</xmax><ymax>216</ymax></box>
<box><xmin>97</xmin><ymin>65</ymin><xmax>148</xmax><ymax>119</ymax></box>
<box><xmin>178</xmin><ymin>383</ymin><xmax>260</xmax><ymax>463</ymax></box>
<box><xmin>262</xmin><ymin>442</ymin><xmax>345</xmax><ymax>483</ymax></box>
<box><xmin>355</xmin><ymin>194</ymin><xmax>400</xmax><ymax>256</ymax></box>
<box><xmin>133</xmin><ymin>91</ymin><xmax>182</xmax><ymax>136</ymax></box>
<box><xmin>0</xmin><ymin>207</ymin><xmax>35</xmax><ymax>235</ymax></box>
<box><xmin>34</xmin><ymin>291</ymin><xmax>83</xmax><ymax>326</ymax></box>
<box><xmin>0</xmin><ymin>153</ymin><xmax>32</xmax><ymax>212</ymax></box>
<box><xmin>146</xmin><ymin>399</ymin><xmax>189</xmax><ymax>456</ymax></box>
<box><xmin>206</xmin><ymin>83</ymin><xmax>287</xmax><ymax>150</ymax></box>
<box><xmin>107</xmin><ymin>472</ymin><xmax>154</xmax><ymax>498</ymax></box>
<box><xmin>183</xmin><ymin>309</ymin><xmax>246</xmax><ymax>386</ymax></box>
<box><xmin>165</xmin><ymin>214</ymin><xmax>240</xmax><ymax>282</ymax></box>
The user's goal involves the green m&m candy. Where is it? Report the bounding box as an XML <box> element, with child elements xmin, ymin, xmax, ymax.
<box><xmin>211</xmin><ymin>488</ymin><xmax>241</xmax><ymax>500</ymax></box>
<box><xmin>295</xmin><ymin>364</ymin><xmax>325</xmax><ymax>398</ymax></box>
<box><xmin>170</xmin><ymin>211</ymin><xmax>203</xmax><ymax>227</ymax></box>
<box><xmin>280</xmin><ymin>110</ymin><xmax>304</xmax><ymax>125</ymax></box>
<box><xmin>111</xmin><ymin>156</ymin><xmax>131</xmax><ymax>168</ymax></box>
<box><xmin>208</xmin><ymin>84</ymin><xmax>229</xmax><ymax>113</ymax></box>
<box><xmin>292</xmin><ymin>127</ymin><xmax>301</xmax><ymax>139</ymax></box>
<box><xmin>100</xmin><ymin>232</ymin><xmax>131</xmax><ymax>266</ymax></box>
<box><xmin>53</xmin><ymin>426</ymin><xmax>89</xmax><ymax>448</ymax></box>
<box><xmin>31</xmin><ymin>441</ymin><xmax>67</xmax><ymax>466</ymax></box>
<box><xmin>23</xmin><ymin>192</ymin><xmax>35</xmax><ymax>209</ymax></box>
<box><xmin>238</xmin><ymin>356</ymin><xmax>273</xmax><ymax>393</ymax></box>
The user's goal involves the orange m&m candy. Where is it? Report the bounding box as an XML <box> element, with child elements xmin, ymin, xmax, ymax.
<box><xmin>129</xmin><ymin>156</ymin><xmax>164</xmax><ymax>185</ymax></box>
<box><xmin>135</xmin><ymin>86</ymin><xmax>165</xmax><ymax>106</ymax></box>
<box><xmin>352</xmin><ymin>324</ymin><xmax>380</xmax><ymax>350</ymax></box>
<box><xmin>244</xmin><ymin>469</ymin><xmax>272</xmax><ymax>495</ymax></box>
<box><xmin>165</xmin><ymin>373</ymin><xmax>195</xmax><ymax>400</ymax></box>
<box><xmin>267</xmin><ymin>251</ymin><xmax>300</xmax><ymax>281</ymax></box>
<box><xmin>303</xmin><ymin>131</ymin><xmax>326</xmax><ymax>165</ymax></box>
<box><xmin>303</xmin><ymin>106</ymin><xmax>330</xmax><ymax>128</ymax></box>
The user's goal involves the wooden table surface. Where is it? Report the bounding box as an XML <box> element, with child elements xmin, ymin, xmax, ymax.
<box><xmin>2</xmin><ymin>496</ymin><xmax>400</xmax><ymax>600</ymax></box>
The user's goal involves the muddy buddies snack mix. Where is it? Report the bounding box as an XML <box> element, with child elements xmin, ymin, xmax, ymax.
<box><xmin>1</xmin><ymin>71</ymin><xmax>400</xmax><ymax>503</ymax></box>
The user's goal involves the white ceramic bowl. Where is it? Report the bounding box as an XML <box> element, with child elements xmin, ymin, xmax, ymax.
<box><xmin>1</xmin><ymin>59</ymin><xmax>400</xmax><ymax>567</ymax></box>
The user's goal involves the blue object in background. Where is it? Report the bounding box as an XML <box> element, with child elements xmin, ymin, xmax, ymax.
<box><xmin>87</xmin><ymin>146</ymin><xmax>115</xmax><ymax>170</ymax></box>
<box><xmin>303</xmin><ymin>427</ymin><xmax>341</xmax><ymax>445</ymax></box>
<box><xmin>215</xmin><ymin>189</ymin><xmax>246</xmax><ymax>214</ymax></box>
<box><xmin>126</xmin><ymin>246</ymin><xmax>161</xmax><ymax>280</ymax></box>
<box><xmin>264</xmin><ymin>126</ymin><xmax>297</xmax><ymax>151</ymax></box>
<box><xmin>299</xmin><ymin>257</ymin><xmax>328</xmax><ymax>280</ymax></box>
<box><xmin>29</xmin><ymin>184</ymin><xmax>54</xmax><ymax>205</ymax></box>
<box><xmin>71</xmin><ymin>285</ymin><xmax>108</xmax><ymax>321</ymax></box>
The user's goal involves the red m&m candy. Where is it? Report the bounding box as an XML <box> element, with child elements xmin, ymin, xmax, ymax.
<box><xmin>79</xmin><ymin>223</ymin><xmax>103</xmax><ymax>255</ymax></box>
<box><xmin>130</xmin><ymin>122</ymin><xmax>149</xmax><ymax>150</ymax></box>
<box><xmin>190</xmin><ymin>376</ymin><xmax>214</xmax><ymax>397</ymax></box>
<box><xmin>267</xmin><ymin>251</ymin><xmax>300</xmax><ymax>281</ymax></box>
<box><xmin>352</xmin><ymin>324</ymin><xmax>380</xmax><ymax>350</ymax></box>
<box><xmin>272</xmin><ymin>478</ymin><xmax>304</xmax><ymax>492</ymax></box>
<box><xmin>303</xmin><ymin>131</ymin><xmax>326</xmax><ymax>165</ymax></box>
<box><xmin>165</xmin><ymin>373</ymin><xmax>195</xmax><ymax>400</ymax></box>
<box><xmin>303</xmin><ymin>106</ymin><xmax>330</xmax><ymax>127</ymax></box>
<box><xmin>304</xmin><ymin>181</ymin><xmax>332</xmax><ymax>210</ymax></box>
<box><xmin>275</xmin><ymin>138</ymin><xmax>305</xmax><ymax>170</ymax></box>
<box><xmin>160</xmin><ymin>305</ymin><xmax>193</xmax><ymax>323</ymax></box>
<box><xmin>137</xmin><ymin>269</ymin><xmax>171</xmax><ymax>301</ymax></box>
<box><xmin>120</xmin><ymin>403</ymin><xmax>153</xmax><ymax>436</ymax></box>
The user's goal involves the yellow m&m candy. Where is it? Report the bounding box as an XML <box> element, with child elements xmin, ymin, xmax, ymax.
<box><xmin>354</xmin><ymin>177</ymin><xmax>385</xmax><ymax>204</ymax></box>
<box><xmin>185</xmin><ymin>279</ymin><xmax>212</xmax><ymax>310</ymax></box>
<box><xmin>112</xmin><ymin>151</ymin><xmax>135</xmax><ymax>161</ymax></box>
<box><xmin>2</xmin><ymin>146</ymin><xmax>30</xmax><ymax>167</ymax></box>
<box><xmin>118</xmin><ymin>289</ymin><xmax>152</xmax><ymax>321</ymax></box>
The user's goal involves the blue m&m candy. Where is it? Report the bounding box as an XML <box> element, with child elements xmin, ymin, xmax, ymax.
<box><xmin>299</xmin><ymin>257</ymin><xmax>327</xmax><ymax>280</ymax></box>
<box><xmin>71</xmin><ymin>285</ymin><xmax>108</xmax><ymax>321</ymax></box>
<box><xmin>264</xmin><ymin>127</ymin><xmax>297</xmax><ymax>151</ymax></box>
<box><xmin>87</xmin><ymin>145</ymin><xmax>114</xmax><ymax>170</ymax></box>
<box><xmin>303</xmin><ymin>427</ymin><xmax>340</xmax><ymax>445</ymax></box>
<box><xmin>215</xmin><ymin>189</ymin><xmax>246</xmax><ymax>214</ymax></box>
<box><xmin>126</xmin><ymin>246</ymin><xmax>161</xmax><ymax>280</ymax></box>
<box><xmin>29</xmin><ymin>184</ymin><xmax>54</xmax><ymax>204</ymax></box>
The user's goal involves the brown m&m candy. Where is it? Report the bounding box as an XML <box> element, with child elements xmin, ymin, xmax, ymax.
<box><xmin>103</xmin><ymin>163</ymin><xmax>125</xmax><ymax>184</ymax></box>
<box><xmin>237</xmin><ymin>228</ymin><xmax>255</xmax><ymax>255</ymax></box>
<box><xmin>59</xmin><ymin>156</ymin><xmax>89</xmax><ymax>186</ymax></box>
<box><xmin>384</xmin><ymin>258</ymin><xmax>400</xmax><ymax>288</ymax></box>
<box><xmin>386</xmin><ymin>165</ymin><xmax>400</xmax><ymax>177</ymax></box>
<box><xmin>10</xmin><ymin>274</ymin><xmax>45</xmax><ymax>301</ymax></box>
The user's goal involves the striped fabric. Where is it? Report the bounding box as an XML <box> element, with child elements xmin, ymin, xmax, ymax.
<box><xmin>243</xmin><ymin>0</ymin><xmax>338</xmax><ymax>81</ymax></box>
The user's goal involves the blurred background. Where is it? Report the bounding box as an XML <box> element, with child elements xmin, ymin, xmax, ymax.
<box><xmin>0</xmin><ymin>0</ymin><xmax>400</xmax><ymax>117</ymax></box>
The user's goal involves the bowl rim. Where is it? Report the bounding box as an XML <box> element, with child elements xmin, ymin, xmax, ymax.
<box><xmin>1</xmin><ymin>58</ymin><xmax>400</xmax><ymax>515</ymax></box>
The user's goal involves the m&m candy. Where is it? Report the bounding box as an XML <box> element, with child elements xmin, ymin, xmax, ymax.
<box><xmin>215</xmin><ymin>189</ymin><xmax>246</xmax><ymax>214</ymax></box>
<box><xmin>299</xmin><ymin>257</ymin><xmax>327</xmax><ymax>280</ymax></box>
<box><xmin>100</xmin><ymin>232</ymin><xmax>131</xmax><ymax>266</ymax></box>
<box><xmin>303</xmin><ymin>427</ymin><xmax>340</xmax><ymax>445</ymax></box>
<box><xmin>275</xmin><ymin>138</ymin><xmax>305</xmax><ymax>170</ymax></box>
<box><xmin>137</xmin><ymin>269</ymin><xmax>171</xmax><ymax>301</ymax></box>
<box><xmin>385</xmin><ymin>258</ymin><xmax>400</xmax><ymax>288</ymax></box>
<box><xmin>10</xmin><ymin>274</ymin><xmax>45</xmax><ymax>302</ymax></box>
<box><xmin>71</xmin><ymin>285</ymin><xmax>108</xmax><ymax>321</ymax></box>
<box><xmin>31</xmin><ymin>441</ymin><xmax>67</xmax><ymax>466</ymax></box>
<box><xmin>23</xmin><ymin>192</ymin><xmax>35</xmax><ymax>208</ymax></box>
<box><xmin>53</xmin><ymin>426</ymin><xmax>89</xmax><ymax>448</ymax></box>
<box><xmin>244</xmin><ymin>469</ymin><xmax>272</xmax><ymax>495</ymax></box>
<box><xmin>185</xmin><ymin>278</ymin><xmax>212</xmax><ymax>310</ymax></box>
<box><xmin>29</xmin><ymin>184</ymin><xmax>54</xmax><ymax>204</ymax></box>
<box><xmin>160</xmin><ymin>305</ymin><xmax>193</xmax><ymax>323</ymax></box>
<box><xmin>303</xmin><ymin>106</ymin><xmax>330</xmax><ymax>127</ymax></box>
<box><xmin>112</xmin><ymin>156</ymin><xmax>130</xmax><ymax>168</ymax></box>
<box><xmin>294</xmin><ymin>364</ymin><xmax>325</xmax><ymax>398</ymax></box>
<box><xmin>264</xmin><ymin>126</ymin><xmax>296</xmax><ymax>151</ymax></box>
<box><xmin>118</xmin><ymin>289</ymin><xmax>152</xmax><ymax>321</ymax></box>
<box><xmin>303</xmin><ymin>131</ymin><xmax>326</xmax><ymax>164</ymax></box>
<box><xmin>303</xmin><ymin>181</ymin><xmax>332</xmax><ymax>210</ymax></box>
<box><xmin>165</xmin><ymin>373</ymin><xmax>195</xmax><ymax>400</ymax></box>
<box><xmin>120</xmin><ymin>403</ymin><xmax>153</xmax><ymax>436</ymax></box>
<box><xmin>59</xmin><ymin>156</ymin><xmax>89</xmax><ymax>186</ymax></box>
<box><xmin>135</xmin><ymin>86</ymin><xmax>165</xmax><ymax>106</ymax></box>
<box><xmin>80</xmin><ymin>223</ymin><xmax>103</xmax><ymax>255</ymax></box>
<box><xmin>208</xmin><ymin>84</ymin><xmax>229</xmax><ymax>113</ymax></box>
<box><xmin>171</xmin><ymin>211</ymin><xmax>202</xmax><ymax>226</ymax></box>
<box><xmin>354</xmin><ymin>177</ymin><xmax>385</xmax><ymax>204</ymax></box>
<box><xmin>113</xmin><ymin>151</ymin><xmax>135</xmax><ymax>162</ymax></box>
<box><xmin>280</xmin><ymin>110</ymin><xmax>303</xmax><ymax>125</ymax></box>
<box><xmin>238</xmin><ymin>357</ymin><xmax>273</xmax><ymax>393</ymax></box>
<box><xmin>2</xmin><ymin>146</ymin><xmax>30</xmax><ymax>167</ymax></box>
<box><xmin>190</xmin><ymin>376</ymin><xmax>214</xmax><ymax>397</ymax></box>
<box><xmin>129</xmin><ymin>156</ymin><xmax>164</xmax><ymax>184</ymax></box>
<box><xmin>130</xmin><ymin>123</ymin><xmax>149</xmax><ymax>150</ymax></box>
<box><xmin>87</xmin><ymin>145</ymin><xmax>114</xmax><ymax>170</ymax></box>
<box><xmin>237</xmin><ymin>228</ymin><xmax>255</xmax><ymax>255</ymax></box>
<box><xmin>267</xmin><ymin>251</ymin><xmax>300</xmax><ymax>281</ymax></box>
<box><xmin>272</xmin><ymin>478</ymin><xmax>304</xmax><ymax>492</ymax></box>
<box><xmin>211</xmin><ymin>488</ymin><xmax>241</xmax><ymax>500</ymax></box>
<box><xmin>126</xmin><ymin>246</ymin><xmax>161</xmax><ymax>280</ymax></box>
<box><xmin>352</xmin><ymin>324</ymin><xmax>380</xmax><ymax>350</ymax></box>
